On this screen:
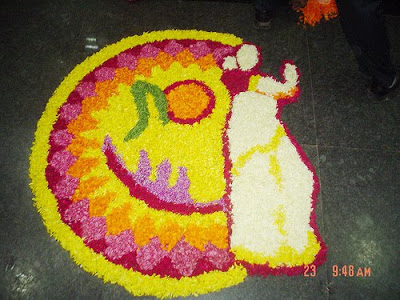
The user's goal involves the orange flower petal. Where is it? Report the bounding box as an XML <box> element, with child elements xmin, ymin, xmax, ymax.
<box><xmin>67</xmin><ymin>157</ymin><xmax>99</xmax><ymax>178</ymax></box>
<box><xmin>184</xmin><ymin>224</ymin><xmax>209</xmax><ymax>251</ymax></box>
<box><xmin>155</xmin><ymin>52</ymin><xmax>175</xmax><ymax>70</ymax></box>
<box><xmin>175</xmin><ymin>49</ymin><xmax>196</xmax><ymax>68</ymax></box>
<box><xmin>67</xmin><ymin>113</ymin><xmax>98</xmax><ymax>136</ymax></box>
<box><xmin>89</xmin><ymin>192</ymin><xmax>116</xmax><ymax>217</ymax></box>
<box><xmin>133</xmin><ymin>214</ymin><xmax>156</xmax><ymax>247</ymax></box>
<box><xmin>95</xmin><ymin>80</ymin><xmax>119</xmax><ymax>100</ymax></box>
<box><xmin>197</xmin><ymin>54</ymin><xmax>217</xmax><ymax>71</ymax></box>
<box><xmin>157</xmin><ymin>221</ymin><xmax>184</xmax><ymax>251</ymax></box>
<box><xmin>114</xmin><ymin>67</ymin><xmax>135</xmax><ymax>85</ymax></box>
<box><xmin>106</xmin><ymin>203</ymin><xmax>133</xmax><ymax>235</ymax></box>
<box><xmin>134</xmin><ymin>58</ymin><xmax>158</xmax><ymax>78</ymax></box>
<box><xmin>72</xmin><ymin>176</ymin><xmax>109</xmax><ymax>202</ymax></box>
<box><xmin>81</xmin><ymin>96</ymin><xmax>109</xmax><ymax>114</ymax></box>
<box><xmin>67</xmin><ymin>137</ymin><xmax>99</xmax><ymax>157</ymax></box>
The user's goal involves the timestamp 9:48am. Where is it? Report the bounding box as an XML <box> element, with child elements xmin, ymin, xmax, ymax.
<box><xmin>332</xmin><ymin>265</ymin><xmax>371</xmax><ymax>277</ymax></box>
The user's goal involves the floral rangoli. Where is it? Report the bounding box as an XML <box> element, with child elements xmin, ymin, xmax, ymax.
<box><xmin>30</xmin><ymin>30</ymin><xmax>327</xmax><ymax>298</ymax></box>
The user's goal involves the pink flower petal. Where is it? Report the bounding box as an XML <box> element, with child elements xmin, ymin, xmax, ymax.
<box><xmin>50</xmin><ymin>150</ymin><xmax>76</xmax><ymax>175</ymax></box>
<box><xmin>140</xmin><ymin>45</ymin><xmax>160</xmax><ymax>58</ymax></box>
<box><xmin>59</xmin><ymin>103</ymin><xmax>82</xmax><ymax>123</ymax></box>
<box><xmin>204</xmin><ymin>243</ymin><xmax>230</xmax><ymax>269</ymax></box>
<box><xmin>116</xmin><ymin>53</ymin><xmax>137</xmax><ymax>70</ymax></box>
<box><xmin>189</xmin><ymin>41</ymin><xmax>211</xmax><ymax>59</ymax></box>
<box><xmin>170</xmin><ymin>239</ymin><xmax>202</xmax><ymax>276</ymax></box>
<box><xmin>82</xmin><ymin>217</ymin><xmax>107</xmax><ymax>242</ymax></box>
<box><xmin>136</xmin><ymin>238</ymin><xmax>167</xmax><ymax>270</ymax></box>
<box><xmin>213</xmin><ymin>46</ymin><xmax>234</xmax><ymax>63</ymax></box>
<box><xmin>163</xmin><ymin>40</ymin><xmax>184</xmax><ymax>57</ymax></box>
<box><xmin>54</xmin><ymin>175</ymin><xmax>79</xmax><ymax>200</ymax></box>
<box><xmin>105</xmin><ymin>230</ymin><xmax>137</xmax><ymax>260</ymax></box>
<box><xmin>50</xmin><ymin>129</ymin><xmax>73</xmax><ymax>147</ymax></box>
<box><xmin>64</xmin><ymin>199</ymin><xmax>90</xmax><ymax>223</ymax></box>
<box><xmin>75</xmin><ymin>81</ymin><xmax>96</xmax><ymax>98</ymax></box>
<box><xmin>95</xmin><ymin>67</ymin><xmax>115</xmax><ymax>82</ymax></box>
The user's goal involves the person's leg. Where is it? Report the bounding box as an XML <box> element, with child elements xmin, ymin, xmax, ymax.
<box><xmin>254</xmin><ymin>0</ymin><xmax>273</xmax><ymax>12</ymax></box>
<box><xmin>336</xmin><ymin>0</ymin><xmax>398</xmax><ymax>93</ymax></box>
<box><xmin>253</xmin><ymin>0</ymin><xmax>273</xmax><ymax>29</ymax></box>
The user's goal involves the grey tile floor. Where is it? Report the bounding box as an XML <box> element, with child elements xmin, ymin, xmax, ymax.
<box><xmin>1</xmin><ymin>0</ymin><xmax>399</xmax><ymax>299</ymax></box>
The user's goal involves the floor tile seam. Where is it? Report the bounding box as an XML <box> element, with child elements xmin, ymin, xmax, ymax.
<box><xmin>69</xmin><ymin>1</ymin><xmax>97</xmax><ymax>67</ymax></box>
<box><xmin>305</xmin><ymin>30</ymin><xmax>331</xmax><ymax>298</ymax></box>
<box><xmin>317</xmin><ymin>144</ymin><xmax>400</xmax><ymax>154</ymax></box>
<box><xmin>305</xmin><ymin>30</ymin><xmax>319</xmax><ymax>148</ymax></box>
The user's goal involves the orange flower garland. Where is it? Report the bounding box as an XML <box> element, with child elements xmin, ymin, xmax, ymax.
<box><xmin>298</xmin><ymin>0</ymin><xmax>338</xmax><ymax>26</ymax></box>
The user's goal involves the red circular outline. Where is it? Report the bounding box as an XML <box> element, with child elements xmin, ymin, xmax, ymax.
<box><xmin>164</xmin><ymin>80</ymin><xmax>216</xmax><ymax>124</ymax></box>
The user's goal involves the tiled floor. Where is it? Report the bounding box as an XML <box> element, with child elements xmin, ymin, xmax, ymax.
<box><xmin>1</xmin><ymin>0</ymin><xmax>399</xmax><ymax>299</ymax></box>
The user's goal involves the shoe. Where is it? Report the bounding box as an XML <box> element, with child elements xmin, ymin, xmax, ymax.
<box><xmin>254</xmin><ymin>9</ymin><xmax>272</xmax><ymax>30</ymax></box>
<box><xmin>368</xmin><ymin>72</ymin><xmax>400</xmax><ymax>101</ymax></box>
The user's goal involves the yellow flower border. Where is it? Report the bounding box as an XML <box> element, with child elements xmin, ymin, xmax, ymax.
<box><xmin>29</xmin><ymin>30</ymin><xmax>247</xmax><ymax>298</ymax></box>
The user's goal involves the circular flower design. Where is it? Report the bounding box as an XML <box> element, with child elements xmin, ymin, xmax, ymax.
<box><xmin>30</xmin><ymin>30</ymin><xmax>326</xmax><ymax>298</ymax></box>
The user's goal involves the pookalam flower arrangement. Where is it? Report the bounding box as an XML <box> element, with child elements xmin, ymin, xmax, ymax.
<box><xmin>30</xmin><ymin>30</ymin><xmax>326</xmax><ymax>298</ymax></box>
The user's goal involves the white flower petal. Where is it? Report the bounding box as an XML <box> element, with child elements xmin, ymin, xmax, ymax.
<box><xmin>222</xmin><ymin>56</ymin><xmax>238</xmax><ymax>70</ymax></box>
<box><xmin>236</xmin><ymin>44</ymin><xmax>259</xmax><ymax>71</ymax></box>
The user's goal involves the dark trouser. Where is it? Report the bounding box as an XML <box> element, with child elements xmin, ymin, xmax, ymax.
<box><xmin>254</xmin><ymin>0</ymin><xmax>273</xmax><ymax>13</ymax></box>
<box><xmin>336</xmin><ymin>0</ymin><xmax>397</xmax><ymax>86</ymax></box>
